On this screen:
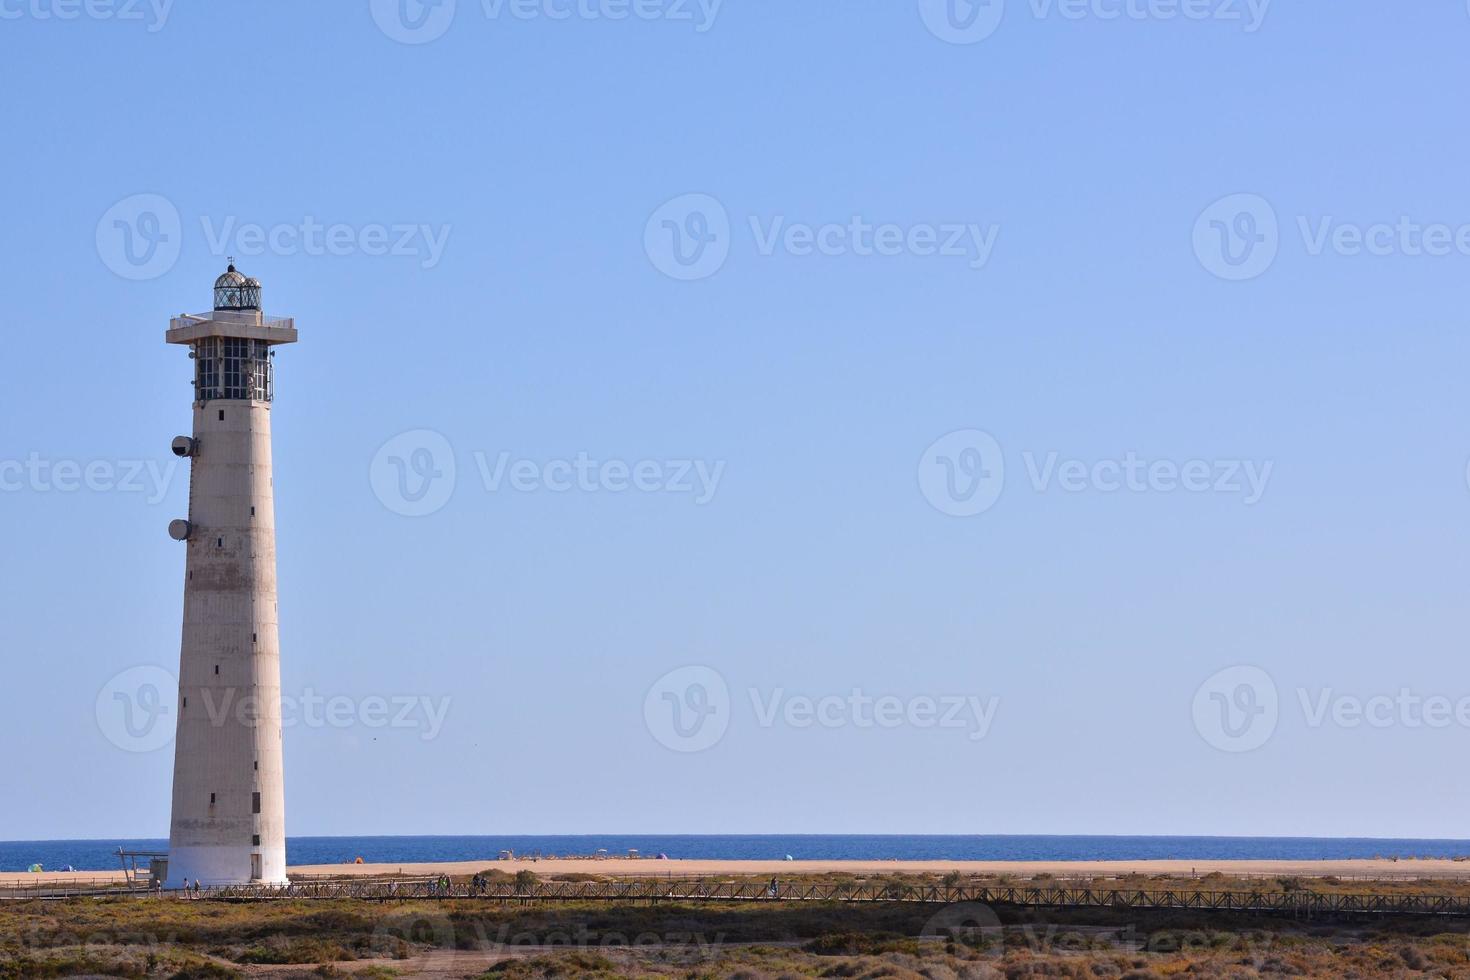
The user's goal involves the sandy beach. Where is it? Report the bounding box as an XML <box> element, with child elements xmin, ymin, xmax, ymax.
<box><xmin>290</xmin><ymin>857</ymin><xmax>1470</xmax><ymax>880</ymax></box>
<box><xmin>11</xmin><ymin>857</ymin><xmax>1470</xmax><ymax>888</ymax></box>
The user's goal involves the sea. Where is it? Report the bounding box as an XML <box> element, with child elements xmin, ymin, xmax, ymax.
<box><xmin>5</xmin><ymin>835</ymin><xmax>1470</xmax><ymax>873</ymax></box>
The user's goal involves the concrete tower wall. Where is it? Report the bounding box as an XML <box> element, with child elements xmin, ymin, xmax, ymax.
<box><xmin>165</xmin><ymin>296</ymin><xmax>296</xmax><ymax>889</ymax></box>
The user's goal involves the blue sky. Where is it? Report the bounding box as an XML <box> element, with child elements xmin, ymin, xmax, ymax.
<box><xmin>5</xmin><ymin>1</ymin><xmax>1470</xmax><ymax>842</ymax></box>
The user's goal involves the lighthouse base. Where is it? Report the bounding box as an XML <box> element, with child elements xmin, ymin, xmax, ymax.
<box><xmin>165</xmin><ymin>844</ymin><xmax>288</xmax><ymax>889</ymax></box>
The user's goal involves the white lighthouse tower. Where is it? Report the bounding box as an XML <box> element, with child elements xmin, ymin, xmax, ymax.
<box><xmin>164</xmin><ymin>264</ymin><xmax>297</xmax><ymax>887</ymax></box>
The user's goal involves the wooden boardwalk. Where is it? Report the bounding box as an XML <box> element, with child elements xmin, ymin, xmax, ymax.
<box><xmin>8</xmin><ymin>877</ymin><xmax>1470</xmax><ymax>917</ymax></box>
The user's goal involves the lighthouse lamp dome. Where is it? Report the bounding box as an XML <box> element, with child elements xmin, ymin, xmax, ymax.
<box><xmin>213</xmin><ymin>264</ymin><xmax>261</xmax><ymax>311</ymax></box>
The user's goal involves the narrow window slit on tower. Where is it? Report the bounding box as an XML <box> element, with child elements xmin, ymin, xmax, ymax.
<box><xmin>214</xmin><ymin>665</ymin><xmax>219</xmax><ymax>675</ymax></box>
<box><xmin>252</xmin><ymin>792</ymin><xmax>261</xmax><ymax>814</ymax></box>
<box><xmin>217</xmin><ymin>538</ymin><xmax>223</xmax><ymax>548</ymax></box>
<box><xmin>252</xmin><ymin>835</ymin><xmax>261</xmax><ymax>846</ymax></box>
<box><xmin>210</xmin><ymin>793</ymin><xmax>216</xmax><ymax>806</ymax></box>
<box><xmin>218</xmin><ymin>410</ymin><xmax>225</xmax><ymax>421</ymax></box>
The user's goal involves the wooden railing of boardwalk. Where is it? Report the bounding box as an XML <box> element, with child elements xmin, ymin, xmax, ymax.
<box><xmin>8</xmin><ymin>877</ymin><xmax>1470</xmax><ymax>917</ymax></box>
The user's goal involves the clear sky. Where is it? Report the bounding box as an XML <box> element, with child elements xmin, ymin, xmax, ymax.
<box><xmin>4</xmin><ymin>0</ymin><xmax>1470</xmax><ymax>842</ymax></box>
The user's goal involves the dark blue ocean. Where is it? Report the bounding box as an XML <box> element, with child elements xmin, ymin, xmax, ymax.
<box><xmin>6</xmin><ymin>836</ymin><xmax>1470</xmax><ymax>873</ymax></box>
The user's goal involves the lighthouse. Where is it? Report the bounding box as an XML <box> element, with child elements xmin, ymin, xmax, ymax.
<box><xmin>163</xmin><ymin>265</ymin><xmax>296</xmax><ymax>887</ymax></box>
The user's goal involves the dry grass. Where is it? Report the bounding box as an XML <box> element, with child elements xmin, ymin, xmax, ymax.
<box><xmin>3</xmin><ymin>876</ymin><xmax>1470</xmax><ymax>978</ymax></box>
